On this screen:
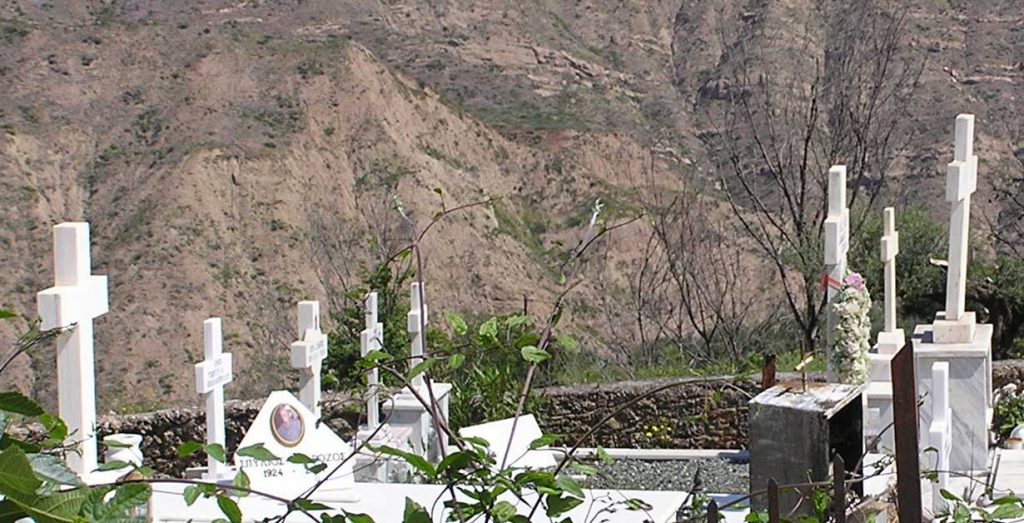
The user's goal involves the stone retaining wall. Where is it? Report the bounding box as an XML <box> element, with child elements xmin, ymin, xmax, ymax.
<box><xmin>20</xmin><ymin>360</ymin><xmax>1024</xmax><ymax>475</ymax></box>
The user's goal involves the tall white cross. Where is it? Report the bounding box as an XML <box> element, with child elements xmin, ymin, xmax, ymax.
<box><xmin>944</xmin><ymin>114</ymin><xmax>977</xmax><ymax>323</ymax></box>
<box><xmin>408</xmin><ymin>283</ymin><xmax>428</xmax><ymax>388</ymax></box>
<box><xmin>290</xmin><ymin>301</ymin><xmax>328</xmax><ymax>418</ymax></box>
<box><xmin>360</xmin><ymin>292</ymin><xmax>383</xmax><ymax>430</ymax></box>
<box><xmin>37</xmin><ymin>222</ymin><xmax>109</xmax><ymax>479</ymax></box>
<box><xmin>876</xmin><ymin>207</ymin><xmax>904</xmax><ymax>353</ymax></box>
<box><xmin>195</xmin><ymin>318</ymin><xmax>233</xmax><ymax>481</ymax></box>
<box><xmin>824</xmin><ymin>165</ymin><xmax>849</xmax><ymax>374</ymax></box>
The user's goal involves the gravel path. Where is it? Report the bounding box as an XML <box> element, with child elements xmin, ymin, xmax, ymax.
<box><xmin>584</xmin><ymin>458</ymin><xmax>749</xmax><ymax>494</ymax></box>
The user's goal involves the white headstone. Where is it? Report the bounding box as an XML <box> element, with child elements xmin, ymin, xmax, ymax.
<box><xmin>290</xmin><ymin>301</ymin><xmax>328</xmax><ymax>418</ymax></box>
<box><xmin>360</xmin><ymin>292</ymin><xmax>383</xmax><ymax>430</ymax></box>
<box><xmin>877</xmin><ymin>207</ymin><xmax>905</xmax><ymax>353</ymax></box>
<box><xmin>408</xmin><ymin>282</ymin><xmax>428</xmax><ymax>388</ymax></box>
<box><xmin>194</xmin><ymin>318</ymin><xmax>233</xmax><ymax>481</ymax></box>
<box><xmin>824</xmin><ymin>165</ymin><xmax>849</xmax><ymax>376</ymax></box>
<box><xmin>934</xmin><ymin>114</ymin><xmax>979</xmax><ymax>343</ymax></box>
<box><xmin>37</xmin><ymin>222</ymin><xmax>109</xmax><ymax>479</ymax></box>
<box><xmin>929</xmin><ymin>362</ymin><xmax>952</xmax><ymax>515</ymax></box>
<box><xmin>234</xmin><ymin>391</ymin><xmax>358</xmax><ymax>502</ymax></box>
<box><xmin>459</xmin><ymin>415</ymin><xmax>558</xmax><ymax>471</ymax></box>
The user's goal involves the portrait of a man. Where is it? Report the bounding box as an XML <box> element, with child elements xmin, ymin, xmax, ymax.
<box><xmin>271</xmin><ymin>403</ymin><xmax>304</xmax><ymax>446</ymax></box>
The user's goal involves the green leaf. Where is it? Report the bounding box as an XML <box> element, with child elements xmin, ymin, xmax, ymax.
<box><xmin>0</xmin><ymin>392</ymin><xmax>44</xmax><ymax>416</ymax></box>
<box><xmin>529</xmin><ymin>434</ymin><xmax>559</xmax><ymax>450</ymax></box>
<box><xmin>520</xmin><ymin>346</ymin><xmax>550</xmax><ymax>364</ymax></box>
<box><xmin>375</xmin><ymin>446</ymin><xmax>435</xmax><ymax>479</ymax></box>
<box><xmin>183</xmin><ymin>485</ymin><xmax>202</xmax><ymax>506</ymax></box>
<box><xmin>595</xmin><ymin>446</ymin><xmax>613</xmax><ymax>465</ymax></box>
<box><xmin>403</xmin><ymin>498</ymin><xmax>430</xmax><ymax>523</ymax></box>
<box><xmin>236</xmin><ymin>443</ymin><xmax>278</xmax><ymax>461</ymax></box>
<box><xmin>555</xmin><ymin>335</ymin><xmax>579</xmax><ymax>353</ymax></box>
<box><xmin>940</xmin><ymin>489</ymin><xmax>961</xmax><ymax>501</ymax></box>
<box><xmin>217</xmin><ymin>495</ymin><xmax>242</xmax><ymax>523</ymax></box>
<box><xmin>178</xmin><ymin>441</ymin><xmax>203</xmax><ymax>458</ymax></box>
<box><xmin>445</xmin><ymin>312</ymin><xmax>468</xmax><ymax>336</ymax></box>
<box><xmin>545</xmin><ymin>494</ymin><xmax>583</xmax><ymax>518</ymax></box>
<box><xmin>953</xmin><ymin>503</ymin><xmax>971</xmax><ymax>523</ymax></box>
<box><xmin>990</xmin><ymin>504</ymin><xmax>1024</xmax><ymax>520</ymax></box>
<box><xmin>492</xmin><ymin>501</ymin><xmax>517</xmax><ymax>522</ymax></box>
<box><xmin>505</xmin><ymin>315</ymin><xmax>530</xmax><ymax>329</ymax></box>
<box><xmin>106</xmin><ymin>483</ymin><xmax>151</xmax><ymax>514</ymax></box>
<box><xmin>95</xmin><ymin>460</ymin><xmax>129</xmax><ymax>471</ymax></box>
<box><xmin>204</xmin><ymin>443</ymin><xmax>227</xmax><ymax>463</ymax></box>
<box><xmin>345</xmin><ymin>513</ymin><xmax>375</xmax><ymax>523</ymax></box>
<box><xmin>0</xmin><ymin>447</ymin><xmax>42</xmax><ymax>496</ymax></box>
<box><xmin>407</xmin><ymin>359</ymin><xmax>436</xmax><ymax>382</ymax></box>
<box><xmin>448</xmin><ymin>353</ymin><xmax>465</xmax><ymax>370</ymax></box>
<box><xmin>29</xmin><ymin>454</ymin><xmax>83</xmax><ymax>487</ymax></box>
<box><xmin>232</xmin><ymin>469</ymin><xmax>250</xmax><ymax>497</ymax></box>
<box><xmin>570</xmin><ymin>462</ymin><xmax>598</xmax><ymax>476</ymax></box>
<box><xmin>556</xmin><ymin>475</ymin><xmax>584</xmax><ymax>499</ymax></box>
<box><xmin>295</xmin><ymin>499</ymin><xmax>331</xmax><ymax>511</ymax></box>
<box><xmin>0</xmin><ymin>310</ymin><xmax>16</xmax><ymax>320</ymax></box>
<box><xmin>478</xmin><ymin>317</ymin><xmax>499</xmax><ymax>342</ymax></box>
<box><xmin>287</xmin><ymin>453</ymin><xmax>315</xmax><ymax>465</ymax></box>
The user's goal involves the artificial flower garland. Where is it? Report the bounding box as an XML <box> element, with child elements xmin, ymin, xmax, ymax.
<box><xmin>830</xmin><ymin>272</ymin><xmax>872</xmax><ymax>385</ymax></box>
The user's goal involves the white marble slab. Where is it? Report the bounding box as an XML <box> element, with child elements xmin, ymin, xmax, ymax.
<box><xmin>459</xmin><ymin>414</ymin><xmax>559</xmax><ymax>470</ymax></box>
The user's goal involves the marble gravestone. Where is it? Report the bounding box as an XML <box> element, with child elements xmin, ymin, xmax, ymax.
<box><xmin>823</xmin><ymin>165</ymin><xmax>850</xmax><ymax>380</ymax></box>
<box><xmin>290</xmin><ymin>301</ymin><xmax>328</xmax><ymax>418</ymax></box>
<box><xmin>912</xmin><ymin>114</ymin><xmax>993</xmax><ymax>472</ymax></box>
<box><xmin>864</xmin><ymin>207</ymin><xmax>903</xmax><ymax>453</ymax></box>
<box><xmin>459</xmin><ymin>415</ymin><xmax>558</xmax><ymax>471</ymax></box>
<box><xmin>234</xmin><ymin>391</ymin><xmax>359</xmax><ymax>502</ymax></box>
<box><xmin>37</xmin><ymin>222</ymin><xmax>109</xmax><ymax>480</ymax></box>
<box><xmin>195</xmin><ymin>317</ymin><xmax>234</xmax><ymax>481</ymax></box>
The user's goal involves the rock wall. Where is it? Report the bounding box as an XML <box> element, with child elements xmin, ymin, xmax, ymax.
<box><xmin>20</xmin><ymin>360</ymin><xmax>1024</xmax><ymax>475</ymax></box>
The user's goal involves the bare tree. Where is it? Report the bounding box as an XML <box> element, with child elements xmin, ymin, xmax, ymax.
<box><xmin>695</xmin><ymin>0</ymin><xmax>924</xmax><ymax>353</ymax></box>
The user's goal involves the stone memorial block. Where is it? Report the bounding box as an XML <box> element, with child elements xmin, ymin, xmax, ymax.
<box><xmin>459</xmin><ymin>415</ymin><xmax>558</xmax><ymax>471</ymax></box>
<box><xmin>234</xmin><ymin>391</ymin><xmax>358</xmax><ymax>502</ymax></box>
<box><xmin>750</xmin><ymin>382</ymin><xmax>864</xmax><ymax>515</ymax></box>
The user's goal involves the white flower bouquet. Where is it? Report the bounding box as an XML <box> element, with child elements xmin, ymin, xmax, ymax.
<box><xmin>830</xmin><ymin>272</ymin><xmax>872</xmax><ymax>385</ymax></box>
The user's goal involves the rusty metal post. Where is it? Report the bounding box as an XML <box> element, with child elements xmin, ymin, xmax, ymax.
<box><xmin>891</xmin><ymin>344</ymin><xmax>922</xmax><ymax>523</ymax></box>
<box><xmin>832</xmin><ymin>454</ymin><xmax>847</xmax><ymax>523</ymax></box>
<box><xmin>706</xmin><ymin>499</ymin><xmax>719</xmax><ymax>523</ymax></box>
<box><xmin>762</xmin><ymin>353</ymin><xmax>777</xmax><ymax>389</ymax></box>
<box><xmin>767</xmin><ymin>478</ymin><xmax>780</xmax><ymax>523</ymax></box>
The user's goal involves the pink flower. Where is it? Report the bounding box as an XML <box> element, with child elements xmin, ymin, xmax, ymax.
<box><xmin>845</xmin><ymin>272</ymin><xmax>865</xmax><ymax>291</ymax></box>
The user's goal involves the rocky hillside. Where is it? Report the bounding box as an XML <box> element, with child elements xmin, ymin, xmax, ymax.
<box><xmin>0</xmin><ymin>0</ymin><xmax>1021</xmax><ymax>411</ymax></box>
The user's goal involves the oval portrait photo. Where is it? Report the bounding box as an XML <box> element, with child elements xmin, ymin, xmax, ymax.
<box><xmin>270</xmin><ymin>403</ymin><xmax>304</xmax><ymax>447</ymax></box>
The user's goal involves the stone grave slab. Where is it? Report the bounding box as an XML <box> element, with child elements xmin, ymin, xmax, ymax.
<box><xmin>234</xmin><ymin>391</ymin><xmax>358</xmax><ymax>502</ymax></box>
<box><xmin>459</xmin><ymin>414</ymin><xmax>558</xmax><ymax>470</ymax></box>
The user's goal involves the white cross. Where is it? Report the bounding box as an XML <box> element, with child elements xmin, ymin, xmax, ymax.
<box><xmin>290</xmin><ymin>301</ymin><xmax>328</xmax><ymax>418</ymax></box>
<box><xmin>929</xmin><ymin>362</ymin><xmax>952</xmax><ymax>515</ymax></box>
<box><xmin>37</xmin><ymin>222</ymin><xmax>109</xmax><ymax>479</ymax></box>
<box><xmin>194</xmin><ymin>317</ymin><xmax>233</xmax><ymax>480</ymax></box>
<box><xmin>881</xmin><ymin>208</ymin><xmax>900</xmax><ymax>333</ymax></box>
<box><xmin>360</xmin><ymin>292</ymin><xmax>384</xmax><ymax>430</ymax></box>
<box><xmin>944</xmin><ymin>114</ymin><xmax>978</xmax><ymax>322</ymax></box>
<box><xmin>824</xmin><ymin>165</ymin><xmax>849</xmax><ymax>376</ymax></box>
<box><xmin>408</xmin><ymin>282</ymin><xmax>428</xmax><ymax>388</ymax></box>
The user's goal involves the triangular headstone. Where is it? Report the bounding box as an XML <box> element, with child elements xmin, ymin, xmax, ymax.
<box><xmin>234</xmin><ymin>391</ymin><xmax>358</xmax><ymax>502</ymax></box>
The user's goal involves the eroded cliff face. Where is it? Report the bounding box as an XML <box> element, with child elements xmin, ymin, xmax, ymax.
<box><xmin>0</xmin><ymin>0</ymin><xmax>1020</xmax><ymax>410</ymax></box>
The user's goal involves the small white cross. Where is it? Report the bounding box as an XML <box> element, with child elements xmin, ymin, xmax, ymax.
<box><xmin>360</xmin><ymin>292</ymin><xmax>384</xmax><ymax>430</ymax></box>
<box><xmin>290</xmin><ymin>301</ymin><xmax>328</xmax><ymax>418</ymax></box>
<box><xmin>37</xmin><ymin>222</ymin><xmax>109</xmax><ymax>479</ymax></box>
<box><xmin>194</xmin><ymin>317</ymin><xmax>233</xmax><ymax>480</ymax></box>
<box><xmin>408</xmin><ymin>283</ymin><xmax>428</xmax><ymax>387</ymax></box>
<box><xmin>880</xmin><ymin>208</ymin><xmax>900</xmax><ymax>332</ymax></box>
<box><xmin>929</xmin><ymin>362</ymin><xmax>952</xmax><ymax>514</ymax></box>
<box><xmin>944</xmin><ymin>114</ymin><xmax>978</xmax><ymax>322</ymax></box>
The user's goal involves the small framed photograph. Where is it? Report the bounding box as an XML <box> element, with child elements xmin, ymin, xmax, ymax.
<box><xmin>270</xmin><ymin>403</ymin><xmax>304</xmax><ymax>447</ymax></box>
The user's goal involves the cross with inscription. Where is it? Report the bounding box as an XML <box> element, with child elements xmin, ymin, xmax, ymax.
<box><xmin>823</xmin><ymin>165</ymin><xmax>849</xmax><ymax>376</ymax></box>
<box><xmin>37</xmin><ymin>222</ymin><xmax>109</xmax><ymax>479</ymax></box>
<box><xmin>195</xmin><ymin>317</ymin><xmax>233</xmax><ymax>481</ymax></box>
<box><xmin>290</xmin><ymin>301</ymin><xmax>328</xmax><ymax>418</ymax></box>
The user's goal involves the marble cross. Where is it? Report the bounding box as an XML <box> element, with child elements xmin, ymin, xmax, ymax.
<box><xmin>194</xmin><ymin>317</ymin><xmax>233</xmax><ymax>481</ymax></box>
<box><xmin>359</xmin><ymin>292</ymin><xmax>383</xmax><ymax>430</ymax></box>
<box><xmin>37</xmin><ymin>222</ymin><xmax>109</xmax><ymax>479</ymax></box>
<box><xmin>823</xmin><ymin>166</ymin><xmax>849</xmax><ymax>373</ymax></box>
<box><xmin>928</xmin><ymin>362</ymin><xmax>952</xmax><ymax>515</ymax></box>
<box><xmin>290</xmin><ymin>301</ymin><xmax>328</xmax><ymax>418</ymax></box>
<box><xmin>876</xmin><ymin>208</ymin><xmax>904</xmax><ymax>353</ymax></box>
<box><xmin>408</xmin><ymin>282</ymin><xmax>428</xmax><ymax>388</ymax></box>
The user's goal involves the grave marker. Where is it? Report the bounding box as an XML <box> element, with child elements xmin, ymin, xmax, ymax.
<box><xmin>37</xmin><ymin>222</ymin><xmax>109</xmax><ymax>479</ymax></box>
<box><xmin>290</xmin><ymin>301</ymin><xmax>328</xmax><ymax>418</ymax></box>
<box><xmin>408</xmin><ymin>282</ymin><xmax>427</xmax><ymax>388</ymax></box>
<box><xmin>194</xmin><ymin>317</ymin><xmax>233</xmax><ymax>481</ymax></box>
<box><xmin>929</xmin><ymin>362</ymin><xmax>952</xmax><ymax>516</ymax></box>
<box><xmin>934</xmin><ymin>114</ymin><xmax>979</xmax><ymax>343</ymax></box>
<box><xmin>459</xmin><ymin>415</ymin><xmax>558</xmax><ymax>471</ymax></box>
<box><xmin>877</xmin><ymin>207</ymin><xmax>905</xmax><ymax>352</ymax></box>
<box><xmin>824</xmin><ymin>166</ymin><xmax>850</xmax><ymax>377</ymax></box>
<box><xmin>360</xmin><ymin>292</ymin><xmax>383</xmax><ymax>431</ymax></box>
